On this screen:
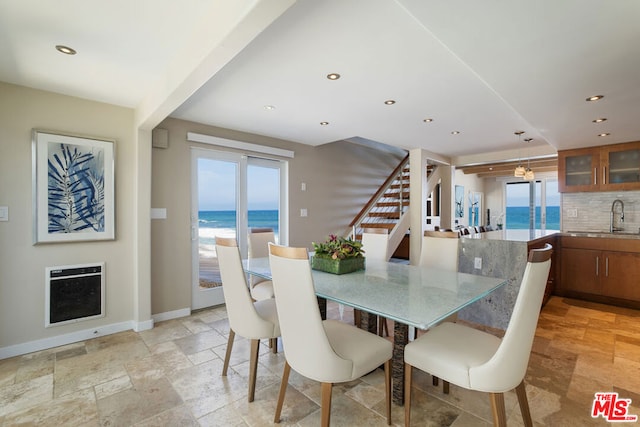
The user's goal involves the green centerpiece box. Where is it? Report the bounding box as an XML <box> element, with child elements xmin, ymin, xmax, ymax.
<box><xmin>311</xmin><ymin>234</ymin><xmax>365</xmax><ymax>275</ymax></box>
<box><xmin>311</xmin><ymin>255</ymin><xmax>365</xmax><ymax>275</ymax></box>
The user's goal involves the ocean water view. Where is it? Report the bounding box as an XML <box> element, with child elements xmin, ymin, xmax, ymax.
<box><xmin>198</xmin><ymin>206</ymin><xmax>559</xmax><ymax>257</ymax></box>
<box><xmin>505</xmin><ymin>206</ymin><xmax>560</xmax><ymax>230</ymax></box>
<box><xmin>199</xmin><ymin>210</ymin><xmax>279</xmax><ymax>257</ymax></box>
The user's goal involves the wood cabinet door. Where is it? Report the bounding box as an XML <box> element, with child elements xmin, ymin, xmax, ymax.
<box><xmin>560</xmin><ymin>247</ymin><xmax>601</xmax><ymax>294</ymax></box>
<box><xmin>602</xmin><ymin>251</ymin><xmax>640</xmax><ymax>301</ymax></box>
<box><xmin>558</xmin><ymin>147</ymin><xmax>600</xmax><ymax>192</ymax></box>
<box><xmin>601</xmin><ymin>141</ymin><xmax>640</xmax><ymax>191</ymax></box>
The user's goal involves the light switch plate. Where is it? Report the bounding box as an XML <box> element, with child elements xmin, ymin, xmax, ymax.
<box><xmin>474</xmin><ymin>257</ymin><xmax>482</xmax><ymax>269</ymax></box>
<box><xmin>0</xmin><ymin>206</ymin><xmax>8</xmax><ymax>221</ymax></box>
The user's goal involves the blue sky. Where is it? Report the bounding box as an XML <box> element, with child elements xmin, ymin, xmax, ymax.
<box><xmin>198</xmin><ymin>159</ymin><xmax>279</xmax><ymax>211</ymax></box>
<box><xmin>506</xmin><ymin>180</ymin><xmax>560</xmax><ymax>207</ymax></box>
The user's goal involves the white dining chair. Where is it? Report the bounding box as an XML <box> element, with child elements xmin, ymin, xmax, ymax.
<box><xmin>404</xmin><ymin>244</ymin><xmax>553</xmax><ymax>427</ymax></box>
<box><xmin>419</xmin><ymin>230</ymin><xmax>460</xmax><ymax>272</ymax></box>
<box><xmin>361</xmin><ymin>228</ymin><xmax>391</xmax><ymax>337</ymax></box>
<box><xmin>417</xmin><ymin>230</ymin><xmax>461</xmax><ymax>391</ymax></box>
<box><xmin>216</xmin><ymin>236</ymin><xmax>281</xmax><ymax>402</ymax></box>
<box><xmin>268</xmin><ymin>243</ymin><xmax>393</xmax><ymax>427</ymax></box>
<box><xmin>247</xmin><ymin>227</ymin><xmax>276</xmax><ymax>301</ymax></box>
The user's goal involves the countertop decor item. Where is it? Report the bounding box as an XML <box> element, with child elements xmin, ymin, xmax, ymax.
<box><xmin>311</xmin><ymin>234</ymin><xmax>365</xmax><ymax>274</ymax></box>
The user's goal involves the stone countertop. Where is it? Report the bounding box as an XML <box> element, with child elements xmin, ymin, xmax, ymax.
<box><xmin>561</xmin><ymin>230</ymin><xmax>640</xmax><ymax>239</ymax></box>
<box><xmin>463</xmin><ymin>229</ymin><xmax>640</xmax><ymax>242</ymax></box>
<box><xmin>462</xmin><ymin>229</ymin><xmax>559</xmax><ymax>243</ymax></box>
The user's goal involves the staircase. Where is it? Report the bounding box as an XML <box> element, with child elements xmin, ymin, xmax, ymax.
<box><xmin>352</xmin><ymin>156</ymin><xmax>410</xmax><ymax>238</ymax></box>
<box><xmin>346</xmin><ymin>155</ymin><xmax>436</xmax><ymax>257</ymax></box>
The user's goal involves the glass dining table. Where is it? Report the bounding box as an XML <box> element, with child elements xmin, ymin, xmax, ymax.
<box><xmin>243</xmin><ymin>257</ymin><xmax>509</xmax><ymax>405</ymax></box>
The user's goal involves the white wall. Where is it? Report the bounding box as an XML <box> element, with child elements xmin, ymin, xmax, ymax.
<box><xmin>0</xmin><ymin>83</ymin><xmax>137</xmax><ymax>356</ymax></box>
<box><xmin>454</xmin><ymin>169</ymin><xmax>485</xmax><ymax>226</ymax></box>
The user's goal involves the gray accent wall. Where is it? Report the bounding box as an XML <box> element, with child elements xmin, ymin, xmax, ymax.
<box><xmin>150</xmin><ymin>117</ymin><xmax>405</xmax><ymax>315</ymax></box>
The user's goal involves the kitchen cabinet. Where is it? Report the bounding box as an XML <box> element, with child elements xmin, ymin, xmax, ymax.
<box><xmin>558</xmin><ymin>141</ymin><xmax>640</xmax><ymax>192</ymax></box>
<box><xmin>558</xmin><ymin>236</ymin><xmax>640</xmax><ymax>308</ymax></box>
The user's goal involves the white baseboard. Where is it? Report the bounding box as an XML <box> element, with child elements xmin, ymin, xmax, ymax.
<box><xmin>133</xmin><ymin>319</ymin><xmax>155</xmax><ymax>332</ymax></box>
<box><xmin>152</xmin><ymin>307</ymin><xmax>191</xmax><ymax>323</ymax></box>
<box><xmin>0</xmin><ymin>321</ymin><xmax>133</xmax><ymax>360</ymax></box>
<box><xmin>0</xmin><ymin>309</ymin><xmax>192</xmax><ymax>360</ymax></box>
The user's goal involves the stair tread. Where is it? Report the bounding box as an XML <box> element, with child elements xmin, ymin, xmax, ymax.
<box><xmin>367</xmin><ymin>212</ymin><xmax>401</xmax><ymax>218</ymax></box>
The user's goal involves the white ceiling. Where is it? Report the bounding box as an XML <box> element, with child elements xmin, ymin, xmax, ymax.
<box><xmin>2</xmin><ymin>0</ymin><xmax>639</xmax><ymax>162</ymax></box>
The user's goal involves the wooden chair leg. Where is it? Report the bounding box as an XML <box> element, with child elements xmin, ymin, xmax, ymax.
<box><xmin>270</xmin><ymin>337</ymin><xmax>278</xmax><ymax>354</ymax></box>
<box><xmin>321</xmin><ymin>382</ymin><xmax>333</xmax><ymax>427</ymax></box>
<box><xmin>515</xmin><ymin>381</ymin><xmax>533</xmax><ymax>427</ymax></box>
<box><xmin>248</xmin><ymin>339</ymin><xmax>260</xmax><ymax>402</ymax></box>
<box><xmin>384</xmin><ymin>360</ymin><xmax>391</xmax><ymax>425</ymax></box>
<box><xmin>354</xmin><ymin>309</ymin><xmax>361</xmax><ymax>327</ymax></box>
<box><xmin>404</xmin><ymin>363</ymin><xmax>412</xmax><ymax>427</ymax></box>
<box><xmin>443</xmin><ymin>380</ymin><xmax>450</xmax><ymax>394</ymax></box>
<box><xmin>489</xmin><ymin>392</ymin><xmax>507</xmax><ymax>427</ymax></box>
<box><xmin>432</xmin><ymin>376</ymin><xmax>439</xmax><ymax>386</ymax></box>
<box><xmin>222</xmin><ymin>329</ymin><xmax>235</xmax><ymax>376</ymax></box>
<box><xmin>274</xmin><ymin>361</ymin><xmax>291</xmax><ymax>423</ymax></box>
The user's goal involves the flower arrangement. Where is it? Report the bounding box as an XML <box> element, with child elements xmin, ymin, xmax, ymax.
<box><xmin>312</xmin><ymin>234</ymin><xmax>364</xmax><ymax>260</ymax></box>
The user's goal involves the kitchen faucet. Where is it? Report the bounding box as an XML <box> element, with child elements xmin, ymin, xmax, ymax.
<box><xmin>610</xmin><ymin>199</ymin><xmax>625</xmax><ymax>232</ymax></box>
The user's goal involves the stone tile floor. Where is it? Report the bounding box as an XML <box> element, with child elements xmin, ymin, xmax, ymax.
<box><xmin>1</xmin><ymin>296</ymin><xmax>639</xmax><ymax>426</ymax></box>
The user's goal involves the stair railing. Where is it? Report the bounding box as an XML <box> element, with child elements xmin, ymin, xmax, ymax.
<box><xmin>344</xmin><ymin>154</ymin><xmax>410</xmax><ymax>239</ymax></box>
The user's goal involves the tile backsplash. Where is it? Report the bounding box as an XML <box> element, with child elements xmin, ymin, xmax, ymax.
<box><xmin>562</xmin><ymin>190</ymin><xmax>640</xmax><ymax>234</ymax></box>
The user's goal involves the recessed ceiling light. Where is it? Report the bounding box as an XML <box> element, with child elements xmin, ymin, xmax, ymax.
<box><xmin>326</xmin><ymin>73</ymin><xmax>340</xmax><ymax>80</ymax></box>
<box><xmin>598</xmin><ymin>133</ymin><xmax>610</xmax><ymax>137</ymax></box>
<box><xmin>586</xmin><ymin>95</ymin><xmax>604</xmax><ymax>102</ymax></box>
<box><xmin>263</xmin><ymin>105</ymin><xmax>276</xmax><ymax>111</ymax></box>
<box><xmin>423</xmin><ymin>118</ymin><xmax>433</xmax><ymax>123</ymax></box>
<box><xmin>320</xmin><ymin>121</ymin><xmax>329</xmax><ymax>126</ymax></box>
<box><xmin>592</xmin><ymin>118</ymin><xmax>607</xmax><ymax>123</ymax></box>
<box><xmin>55</xmin><ymin>45</ymin><xmax>76</xmax><ymax>55</ymax></box>
<box><xmin>384</xmin><ymin>100</ymin><xmax>396</xmax><ymax>105</ymax></box>
<box><xmin>451</xmin><ymin>131</ymin><xmax>460</xmax><ymax>135</ymax></box>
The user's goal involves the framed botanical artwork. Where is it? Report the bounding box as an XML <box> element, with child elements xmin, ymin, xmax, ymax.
<box><xmin>32</xmin><ymin>130</ymin><xmax>115</xmax><ymax>244</ymax></box>
<box><xmin>455</xmin><ymin>185</ymin><xmax>464</xmax><ymax>218</ymax></box>
<box><xmin>468</xmin><ymin>191</ymin><xmax>482</xmax><ymax>227</ymax></box>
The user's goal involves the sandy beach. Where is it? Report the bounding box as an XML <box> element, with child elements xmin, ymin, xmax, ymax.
<box><xmin>199</xmin><ymin>254</ymin><xmax>222</xmax><ymax>288</ymax></box>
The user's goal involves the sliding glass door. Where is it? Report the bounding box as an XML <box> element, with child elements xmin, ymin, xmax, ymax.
<box><xmin>191</xmin><ymin>148</ymin><xmax>287</xmax><ymax>310</ymax></box>
<box><xmin>505</xmin><ymin>178</ymin><xmax>560</xmax><ymax>230</ymax></box>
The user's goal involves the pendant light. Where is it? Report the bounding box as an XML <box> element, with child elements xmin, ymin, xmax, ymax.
<box><xmin>513</xmin><ymin>131</ymin><xmax>526</xmax><ymax>177</ymax></box>
<box><xmin>523</xmin><ymin>138</ymin><xmax>535</xmax><ymax>181</ymax></box>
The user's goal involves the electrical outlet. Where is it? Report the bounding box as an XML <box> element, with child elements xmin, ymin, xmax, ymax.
<box><xmin>300</xmin><ymin>208</ymin><xmax>308</xmax><ymax>217</ymax></box>
<box><xmin>474</xmin><ymin>257</ymin><xmax>482</xmax><ymax>269</ymax></box>
<box><xmin>567</xmin><ymin>208</ymin><xmax>578</xmax><ymax>218</ymax></box>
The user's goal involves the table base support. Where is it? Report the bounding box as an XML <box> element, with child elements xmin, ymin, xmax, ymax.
<box><xmin>393</xmin><ymin>322</ymin><xmax>409</xmax><ymax>405</ymax></box>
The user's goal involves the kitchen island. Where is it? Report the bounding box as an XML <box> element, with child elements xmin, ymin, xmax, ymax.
<box><xmin>456</xmin><ymin>229</ymin><xmax>558</xmax><ymax>330</ymax></box>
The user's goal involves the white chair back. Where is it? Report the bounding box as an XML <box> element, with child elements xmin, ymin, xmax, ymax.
<box><xmin>419</xmin><ymin>230</ymin><xmax>460</xmax><ymax>272</ymax></box>
<box><xmin>470</xmin><ymin>244</ymin><xmax>552</xmax><ymax>391</ymax></box>
<box><xmin>216</xmin><ymin>237</ymin><xmax>278</xmax><ymax>339</ymax></box>
<box><xmin>361</xmin><ymin>228</ymin><xmax>389</xmax><ymax>262</ymax></box>
<box><xmin>248</xmin><ymin>227</ymin><xmax>275</xmax><ymax>258</ymax></box>
<box><xmin>268</xmin><ymin>244</ymin><xmax>353</xmax><ymax>382</ymax></box>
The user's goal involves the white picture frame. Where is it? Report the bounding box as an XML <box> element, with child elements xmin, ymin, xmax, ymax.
<box><xmin>32</xmin><ymin>130</ymin><xmax>115</xmax><ymax>244</ymax></box>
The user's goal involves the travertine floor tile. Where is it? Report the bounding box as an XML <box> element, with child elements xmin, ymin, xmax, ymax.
<box><xmin>1</xmin><ymin>296</ymin><xmax>639</xmax><ymax>426</ymax></box>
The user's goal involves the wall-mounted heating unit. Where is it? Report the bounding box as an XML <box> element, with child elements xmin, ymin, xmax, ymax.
<box><xmin>45</xmin><ymin>262</ymin><xmax>105</xmax><ymax>327</ymax></box>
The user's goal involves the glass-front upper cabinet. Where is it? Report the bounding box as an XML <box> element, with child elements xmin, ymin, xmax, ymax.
<box><xmin>559</xmin><ymin>141</ymin><xmax>640</xmax><ymax>192</ymax></box>
<box><xmin>558</xmin><ymin>147</ymin><xmax>599</xmax><ymax>192</ymax></box>
<box><xmin>604</xmin><ymin>142</ymin><xmax>640</xmax><ymax>190</ymax></box>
